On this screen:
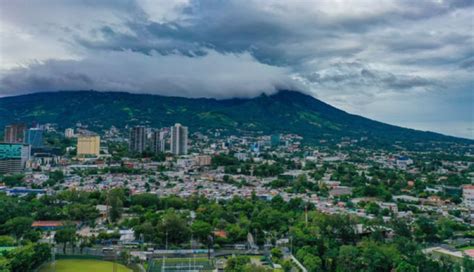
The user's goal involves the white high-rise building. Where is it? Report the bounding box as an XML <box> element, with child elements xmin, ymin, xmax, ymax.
<box><xmin>170</xmin><ymin>123</ymin><xmax>188</xmax><ymax>155</ymax></box>
<box><xmin>463</xmin><ymin>185</ymin><xmax>474</xmax><ymax>210</ymax></box>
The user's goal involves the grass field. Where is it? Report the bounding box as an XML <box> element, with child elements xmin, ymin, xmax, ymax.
<box><xmin>39</xmin><ymin>259</ymin><xmax>132</xmax><ymax>272</ymax></box>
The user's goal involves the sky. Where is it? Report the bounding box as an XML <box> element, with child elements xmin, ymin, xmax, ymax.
<box><xmin>0</xmin><ymin>0</ymin><xmax>473</xmax><ymax>139</ymax></box>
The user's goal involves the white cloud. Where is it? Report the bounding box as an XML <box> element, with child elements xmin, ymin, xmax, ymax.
<box><xmin>0</xmin><ymin>50</ymin><xmax>298</xmax><ymax>98</ymax></box>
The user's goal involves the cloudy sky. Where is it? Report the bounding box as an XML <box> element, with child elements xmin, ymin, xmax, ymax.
<box><xmin>0</xmin><ymin>0</ymin><xmax>473</xmax><ymax>139</ymax></box>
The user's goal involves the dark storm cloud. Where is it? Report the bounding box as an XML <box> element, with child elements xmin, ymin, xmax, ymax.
<box><xmin>0</xmin><ymin>0</ymin><xmax>473</xmax><ymax>137</ymax></box>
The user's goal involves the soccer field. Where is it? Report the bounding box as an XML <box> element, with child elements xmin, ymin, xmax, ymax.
<box><xmin>39</xmin><ymin>259</ymin><xmax>132</xmax><ymax>272</ymax></box>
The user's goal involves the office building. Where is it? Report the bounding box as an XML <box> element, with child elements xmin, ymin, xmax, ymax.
<box><xmin>129</xmin><ymin>126</ymin><xmax>147</xmax><ymax>153</ymax></box>
<box><xmin>65</xmin><ymin>128</ymin><xmax>74</xmax><ymax>138</ymax></box>
<box><xmin>77</xmin><ymin>135</ymin><xmax>100</xmax><ymax>157</ymax></box>
<box><xmin>171</xmin><ymin>123</ymin><xmax>188</xmax><ymax>155</ymax></box>
<box><xmin>0</xmin><ymin>143</ymin><xmax>30</xmax><ymax>174</ymax></box>
<box><xmin>4</xmin><ymin>124</ymin><xmax>26</xmax><ymax>143</ymax></box>
<box><xmin>26</xmin><ymin>128</ymin><xmax>44</xmax><ymax>147</ymax></box>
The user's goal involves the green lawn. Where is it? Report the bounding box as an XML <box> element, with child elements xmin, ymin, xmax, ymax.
<box><xmin>39</xmin><ymin>259</ymin><xmax>132</xmax><ymax>272</ymax></box>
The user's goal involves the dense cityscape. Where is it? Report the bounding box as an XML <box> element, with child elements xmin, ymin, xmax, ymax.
<box><xmin>0</xmin><ymin>120</ymin><xmax>473</xmax><ymax>271</ymax></box>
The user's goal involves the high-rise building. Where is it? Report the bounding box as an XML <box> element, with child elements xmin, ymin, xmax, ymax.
<box><xmin>151</xmin><ymin>130</ymin><xmax>168</xmax><ymax>154</ymax></box>
<box><xmin>25</xmin><ymin>128</ymin><xmax>44</xmax><ymax>147</ymax></box>
<box><xmin>65</xmin><ymin>128</ymin><xmax>74</xmax><ymax>138</ymax></box>
<box><xmin>3</xmin><ymin>124</ymin><xmax>26</xmax><ymax>143</ymax></box>
<box><xmin>0</xmin><ymin>143</ymin><xmax>30</xmax><ymax>174</ymax></box>
<box><xmin>129</xmin><ymin>126</ymin><xmax>147</xmax><ymax>153</ymax></box>
<box><xmin>171</xmin><ymin>123</ymin><xmax>188</xmax><ymax>155</ymax></box>
<box><xmin>77</xmin><ymin>135</ymin><xmax>100</xmax><ymax>157</ymax></box>
<box><xmin>463</xmin><ymin>185</ymin><xmax>474</xmax><ymax>210</ymax></box>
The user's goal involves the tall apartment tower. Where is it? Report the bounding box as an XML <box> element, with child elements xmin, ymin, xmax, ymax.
<box><xmin>4</xmin><ymin>124</ymin><xmax>26</xmax><ymax>143</ymax></box>
<box><xmin>129</xmin><ymin>126</ymin><xmax>147</xmax><ymax>153</ymax></box>
<box><xmin>151</xmin><ymin>130</ymin><xmax>168</xmax><ymax>153</ymax></box>
<box><xmin>170</xmin><ymin>123</ymin><xmax>188</xmax><ymax>155</ymax></box>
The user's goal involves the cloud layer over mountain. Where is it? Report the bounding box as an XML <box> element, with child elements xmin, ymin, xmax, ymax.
<box><xmin>0</xmin><ymin>0</ymin><xmax>472</xmax><ymax>138</ymax></box>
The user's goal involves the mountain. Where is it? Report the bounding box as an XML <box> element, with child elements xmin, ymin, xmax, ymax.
<box><xmin>0</xmin><ymin>90</ymin><xmax>469</xmax><ymax>146</ymax></box>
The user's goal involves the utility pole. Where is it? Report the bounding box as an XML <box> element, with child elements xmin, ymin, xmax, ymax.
<box><xmin>305</xmin><ymin>204</ymin><xmax>308</xmax><ymax>227</ymax></box>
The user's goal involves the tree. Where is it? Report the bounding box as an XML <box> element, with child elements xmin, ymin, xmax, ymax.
<box><xmin>303</xmin><ymin>254</ymin><xmax>322</xmax><ymax>272</ymax></box>
<box><xmin>130</xmin><ymin>193</ymin><xmax>160</xmax><ymax>209</ymax></box>
<box><xmin>134</xmin><ymin>222</ymin><xmax>156</xmax><ymax>243</ymax></box>
<box><xmin>2</xmin><ymin>217</ymin><xmax>33</xmax><ymax>240</ymax></box>
<box><xmin>225</xmin><ymin>256</ymin><xmax>250</xmax><ymax>272</ymax></box>
<box><xmin>191</xmin><ymin>220</ymin><xmax>212</xmax><ymax>242</ymax></box>
<box><xmin>0</xmin><ymin>257</ymin><xmax>9</xmax><ymax>272</ymax></box>
<box><xmin>108</xmin><ymin>189</ymin><xmax>125</xmax><ymax>223</ymax></box>
<box><xmin>7</xmin><ymin>243</ymin><xmax>50</xmax><ymax>272</ymax></box>
<box><xmin>396</xmin><ymin>261</ymin><xmax>417</xmax><ymax>272</ymax></box>
<box><xmin>271</xmin><ymin>247</ymin><xmax>283</xmax><ymax>260</ymax></box>
<box><xmin>64</xmin><ymin>204</ymin><xmax>99</xmax><ymax>223</ymax></box>
<box><xmin>55</xmin><ymin>227</ymin><xmax>77</xmax><ymax>253</ymax></box>
<box><xmin>0</xmin><ymin>236</ymin><xmax>15</xmax><ymax>246</ymax></box>
<box><xmin>159</xmin><ymin>211</ymin><xmax>190</xmax><ymax>245</ymax></box>
<box><xmin>413</xmin><ymin>217</ymin><xmax>438</xmax><ymax>243</ymax></box>
<box><xmin>336</xmin><ymin>245</ymin><xmax>361</xmax><ymax>272</ymax></box>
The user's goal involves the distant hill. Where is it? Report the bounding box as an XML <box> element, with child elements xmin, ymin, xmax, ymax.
<box><xmin>0</xmin><ymin>90</ymin><xmax>469</xmax><ymax>146</ymax></box>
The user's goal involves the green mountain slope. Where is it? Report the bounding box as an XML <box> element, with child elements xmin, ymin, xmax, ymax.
<box><xmin>0</xmin><ymin>90</ymin><xmax>469</xmax><ymax>145</ymax></box>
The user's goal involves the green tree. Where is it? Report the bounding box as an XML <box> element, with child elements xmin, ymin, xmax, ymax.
<box><xmin>225</xmin><ymin>256</ymin><xmax>250</xmax><ymax>272</ymax></box>
<box><xmin>0</xmin><ymin>236</ymin><xmax>15</xmax><ymax>246</ymax></box>
<box><xmin>2</xmin><ymin>217</ymin><xmax>33</xmax><ymax>239</ymax></box>
<box><xmin>271</xmin><ymin>247</ymin><xmax>283</xmax><ymax>260</ymax></box>
<box><xmin>191</xmin><ymin>220</ymin><xmax>212</xmax><ymax>242</ymax></box>
<box><xmin>55</xmin><ymin>227</ymin><xmax>77</xmax><ymax>253</ymax></box>
<box><xmin>108</xmin><ymin>188</ymin><xmax>125</xmax><ymax>223</ymax></box>
<box><xmin>159</xmin><ymin>211</ymin><xmax>191</xmax><ymax>245</ymax></box>
<box><xmin>336</xmin><ymin>245</ymin><xmax>361</xmax><ymax>272</ymax></box>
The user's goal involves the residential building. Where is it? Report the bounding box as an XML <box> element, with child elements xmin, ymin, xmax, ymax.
<box><xmin>0</xmin><ymin>143</ymin><xmax>30</xmax><ymax>174</ymax></box>
<box><xmin>196</xmin><ymin>155</ymin><xmax>212</xmax><ymax>166</ymax></box>
<box><xmin>463</xmin><ymin>185</ymin><xmax>474</xmax><ymax>210</ymax></box>
<box><xmin>171</xmin><ymin>123</ymin><xmax>188</xmax><ymax>155</ymax></box>
<box><xmin>3</xmin><ymin>124</ymin><xmax>26</xmax><ymax>143</ymax></box>
<box><xmin>151</xmin><ymin>130</ymin><xmax>167</xmax><ymax>153</ymax></box>
<box><xmin>25</xmin><ymin>128</ymin><xmax>44</xmax><ymax>147</ymax></box>
<box><xmin>77</xmin><ymin>135</ymin><xmax>100</xmax><ymax>157</ymax></box>
<box><xmin>129</xmin><ymin>126</ymin><xmax>147</xmax><ymax>153</ymax></box>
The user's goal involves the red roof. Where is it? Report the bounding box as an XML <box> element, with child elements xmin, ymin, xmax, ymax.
<box><xmin>32</xmin><ymin>221</ymin><xmax>64</xmax><ymax>227</ymax></box>
<box><xmin>465</xmin><ymin>249</ymin><xmax>474</xmax><ymax>258</ymax></box>
<box><xmin>213</xmin><ymin>230</ymin><xmax>228</xmax><ymax>239</ymax></box>
<box><xmin>463</xmin><ymin>185</ymin><xmax>474</xmax><ymax>190</ymax></box>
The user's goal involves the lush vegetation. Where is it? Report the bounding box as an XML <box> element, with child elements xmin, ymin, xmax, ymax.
<box><xmin>1</xmin><ymin>189</ymin><xmax>471</xmax><ymax>271</ymax></box>
<box><xmin>1</xmin><ymin>90</ymin><xmax>469</xmax><ymax>146</ymax></box>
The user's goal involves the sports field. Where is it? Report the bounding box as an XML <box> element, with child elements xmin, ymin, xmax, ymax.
<box><xmin>148</xmin><ymin>257</ymin><xmax>214</xmax><ymax>271</ymax></box>
<box><xmin>39</xmin><ymin>259</ymin><xmax>132</xmax><ymax>272</ymax></box>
